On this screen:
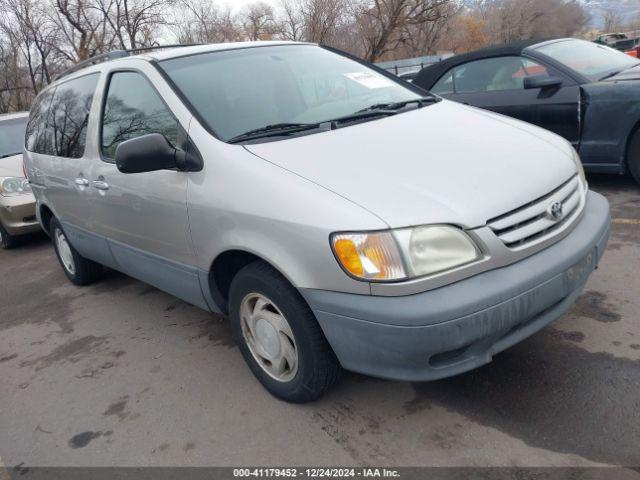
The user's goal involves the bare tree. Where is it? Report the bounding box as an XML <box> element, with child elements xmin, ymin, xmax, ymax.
<box><xmin>355</xmin><ymin>0</ymin><xmax>453</xmax><ymax>62</ymax></box>
<box><xmin>0</xmin><ymin>0</ymin><xmax>62</xmax><ymax>111</ymax></box>
<box><xmin>94</xmin><ymin>0</ymin><xmax>173</xmax><ymax>49</ymax></box>
<box><xmin>0</xmin><ymin>0</ymin><xmax>597</xmax><ymax>114</ymax></box>
<box><xmin>603</xmin><ymin>8</ymin><xmax>621</xmax><ymax>33</ymax></box>
<box><xmin>241</xmin><ymin>2</ymin><xmax>276</xmax><ymax>41</ymax></box>
<box><xmin>483</xmin><ymin>0</ymin><xmax>587</xmax><ymax>44</ymax></box>
<box><xmin>443</xmin><ymin>11</ymin><xmax>488</xmax><ymax>52</ymax></box>
<box><xmin>277</xmin><ymin>0</ymin><xmax>305</xmax><ymax>40</ymax></box>
<box><xmin>172</xmin><ymin>0</ymin><xmax>241</xmax><ymax>43</ymax></box>
<box><xmin>399</xmin><ymin>0</ymin><xmax>462</xmax><ymax>56</ymax></box>
<box><xmin>0</xmin><ymin>42</ymin><xmax>33</xmax><ymax>111</ymax></box>
<box><xmin>299</xmin><ymin>0</ymin><xmax>348</xmax><ymax>44</ymax></box>
<box><xmin>53</xmin><ymin>0</ymin><xmax>115</xmax><ymax>61</ymax></box>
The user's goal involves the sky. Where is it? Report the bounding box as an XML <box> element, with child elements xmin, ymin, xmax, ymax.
<box><xmin>224</xmin><ymin>0</ymin><xmax>280</xmax><ymax>11</ymax></box>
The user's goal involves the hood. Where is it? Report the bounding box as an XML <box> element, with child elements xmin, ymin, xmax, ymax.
<box><xmin>0</xmin><ymin>154</ymin><xmax>24</xmax><ymax>178</ymax></box>
<box><xmin>245</xmin><ymin>101</ymin><xmax>576</xmax><ymax>229</ymax></box>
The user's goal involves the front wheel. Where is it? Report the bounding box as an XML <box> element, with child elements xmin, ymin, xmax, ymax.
<box><xmin>228</xmin><ymin>261</ymin><xmax>342</xmax><ymax>403</ymax></box>
<box><xmin>50</xmin><ymin>218</ymin><xmax>102</xmax><ymax>286</ymax></box>
<box><xmin>0</xmin><ymin>223</ymin><xmax>18</xmax><ymax>249</ymax></box>
<box><xmin>628</xmin><ymin>131</ymin><xmax>640</xmax><ymax>185</ymax></box>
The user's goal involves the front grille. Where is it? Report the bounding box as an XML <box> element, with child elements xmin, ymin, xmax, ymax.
<box><xmin>488</xmin><ymin>175</ymin><xmax>583</xmax><ymax>249</ymax></box>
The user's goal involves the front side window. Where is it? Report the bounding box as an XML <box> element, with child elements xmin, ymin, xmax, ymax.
<box><xmin>159</xmin><ymin>45</ymin><xmax>423</xmax><ymax>142</ymax></box>
<box><xmin>1</xmin><ymin>116</ymin><xmax>28</xmax><ymax>158</ymax></box>
<box><xmin>49</xmin><ymin>74</ymin><xmax>99</xmax><ymax>158</ymax></box>
<box><xmin>101</xmin><ymin>71</ymin><xmax>178</xmax><ymax>159</ymax></box>
<box><xmin>436</xmin><ymin>57</ymin><xmax>550</xmax><ymax>94</ymax></box>
<box><xmin>535</xmin><ymin>39</ymin><xmax>639</xmax><ymax>81</ymax></box>
<box><xmin>454</xmin><ymin>57</ymin><xmax>531</xmax><ymax>93</ymax></box>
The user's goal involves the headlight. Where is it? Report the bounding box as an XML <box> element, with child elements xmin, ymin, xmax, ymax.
<box><xmin>0</xmin><ymin>177</ymin><xmax>32</xmax><ymax>197</ymax></box>
<box><xmin>331</xmin><ymin>225</ymin><xmax>481</xmax><ymax>282</ymax></box>
<box><xmin>332</xmin><ymin>231</ymin><xmax>406</xmax><ymax>281</ymax></box>
<box><xmin>572</xmin><ymin>148</ymin><xmax>587</xmax><ymax>189</ymax></box>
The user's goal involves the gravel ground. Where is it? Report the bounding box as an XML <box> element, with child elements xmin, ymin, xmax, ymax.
<box><xmin>0</xmin><ymin>174</ymin><xmax>638</xmax><ymax>469</ymax></box>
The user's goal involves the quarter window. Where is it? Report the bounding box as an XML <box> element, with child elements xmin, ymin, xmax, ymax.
<box><xmin>49</xmin><ymin>74</ymin><xmax>99</xmax><ymax>158</ymax></box>
<box><xmin>25</xmin><ymin>89</ymin><xmax>55</xmax><ymax>155</ymax></box>
<box><xmin>101</xmin><ymin>72</ymin><xmax>178</xmax><ymax>159</ymax></box>
<box><xmin>431</xmin><ymin>70</ymin><xmax>454</xmax><ymax>95</ymax></box>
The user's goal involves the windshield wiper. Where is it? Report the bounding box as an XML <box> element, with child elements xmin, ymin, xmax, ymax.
<box><xmin>228</xmin><ymin>122</ymin><xmax>323</xmax><ymax>143</ymax></box>
<box><xmin>600</xmin><ymin>70</ymin><xmax>623</xmax><ymax>81</ymax></box>
<box><xmin>356</xmin><ymin>96</ymin><xmax>438</xmax><ymax>113</ymax></box>
<box><xmin>227</xmin><ymin>97</ymin><xmax>440</xmax><ymax>143</ymax></box>
<box><xmin>325</xmin><ymin>109</ymin><xmax>403</xmax><ymax>127</ymax></box>
<box><xmin>327</xmin><ymin>97</ymin><xmax>438</xmax><ymax>126</ymax></box>
<box><xmin>0</xmin><ymin>152</ymin><xmax>21</xmax><ymax>159</ymax></box>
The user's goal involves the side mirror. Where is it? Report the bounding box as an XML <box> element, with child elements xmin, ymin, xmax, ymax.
<box><xmin>524</xmin><ymin>75</ymin><xmax>563</xmax><ymax>90</ymax></box>
<box><xmin>115</xmin><ymin>133</ymin><xmax>178</xmax><ymax>174</ymax></box>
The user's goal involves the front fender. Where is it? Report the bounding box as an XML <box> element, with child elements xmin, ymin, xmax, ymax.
<box><xmin>580</xmin><ymin>82</ymin><xmax>640</xmax><ymax>172</ymax></box>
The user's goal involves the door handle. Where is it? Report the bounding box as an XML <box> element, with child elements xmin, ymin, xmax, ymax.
<box><xmin>74</xmin><ymin>178</ymin><xmax>89</xmax><ymax>187</ymax></box>
<box><xmin>92</xmin><ymin>180</ymin><xmax>110</xmax><ymax>191</ymax></box>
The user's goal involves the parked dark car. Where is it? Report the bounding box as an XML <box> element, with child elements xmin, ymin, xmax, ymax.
<box><xmin>398</xmin><ymin>70</ymin><xmax>419</xmax><ymax>82</ymax></box>
<box><xmin>414</xmin><ymin>38</ymin><xmax>640</xmax><ymax>183</ymax></box>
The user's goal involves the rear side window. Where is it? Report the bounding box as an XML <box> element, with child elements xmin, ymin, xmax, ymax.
<box><xmin>25</xmin><ymin>89</ymin><xmax>55</xmax><ymax>155</ymax></box>
<box><xmin>101</xmin><ymin>72</ymin><xmax>178</xmax><ymax>159</ymax></box>
<box><xmin>48</xmin><ymin>74</ymin><xmax>99</xmax><ymax>158</ymax></box>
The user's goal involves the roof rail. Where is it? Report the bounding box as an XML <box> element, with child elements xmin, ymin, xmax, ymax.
<box><xmin>55</xmin><ymin>44</ymin><xmax>202</xmax><ymax>81</ymax></box>
<box><xmin>55</xmin><ymin>50</ymin><xmax>129</xmax><ymax>80</ymax></box>
<box><xmin>127</xmin><ymin>43</ymin><xmax>202</xmax><ymax>55</ymax></box>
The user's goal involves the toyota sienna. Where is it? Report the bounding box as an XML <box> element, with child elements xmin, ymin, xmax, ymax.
<box><xmin>24</xmin><ymin>42</ymin><xmax>611</xmax><ymax>402</ymax></box>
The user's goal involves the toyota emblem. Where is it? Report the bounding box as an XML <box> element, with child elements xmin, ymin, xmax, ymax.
<box><xmin>548</xmin><ymin>201</ymin><xmax>563</xmax><ymax>221</ymax></box>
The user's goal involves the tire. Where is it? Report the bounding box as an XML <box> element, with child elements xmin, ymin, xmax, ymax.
<box><xmin>50</xmin><ymin>218</ymin><xmax>102</xmax><ymax>286</ymax></box>
<box><xmin>0</xmin><ymin>223</ymin><xmax>18</xmax><ymax>249</ymax></box>
<box><xmin>628</xmin><ymin>131</ymin><xmax>640</xmax><ymax>185</ymax></box>
<box><xmin>228</xmin><ymin>261</ymin><xmax>342</xmax><ymax>403</ymax></box>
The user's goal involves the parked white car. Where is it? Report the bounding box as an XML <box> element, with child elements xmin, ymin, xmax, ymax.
<box><xmin>24</xmin><ymin>42</ymin><xmax>610</xmax><ymax>402</ymax></box>
<box><xmin>0</xmin><ymin>112</ymin><xmax>40</xmax><ymax>248</ymax></box>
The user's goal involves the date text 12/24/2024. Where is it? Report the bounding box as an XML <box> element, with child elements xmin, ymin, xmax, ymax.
<box><xmin>233</xmin><ymin>468</ymin><xmax>400</xmax><ymax>478</ymax></box>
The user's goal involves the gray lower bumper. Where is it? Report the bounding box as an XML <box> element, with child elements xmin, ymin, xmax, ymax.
<box><xmin>301</xmin><ymin>191</ymin><xmax>611</xmax><ymax>382</ymax></box>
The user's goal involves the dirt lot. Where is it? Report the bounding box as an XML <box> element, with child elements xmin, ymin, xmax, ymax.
<box><xmin>0</xmin><ymin>175</ymin><xmax>639</xmax><ymax>469</ymax></box>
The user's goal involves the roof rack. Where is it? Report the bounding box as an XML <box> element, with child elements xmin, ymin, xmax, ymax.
<box><xmin>126</xmin><ymin>43</ymin><xmax>202</xmax><ymax>55</ymax></box>
<box><xmin>55</xmin><ymin>44</ymin><xmax>202</xmax><ymax>81</ymax></box>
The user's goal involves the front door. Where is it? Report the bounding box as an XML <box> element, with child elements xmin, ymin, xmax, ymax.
<box><xmin>89</xmin><ymin>69</ymin><xmax>205</xmax><ymax>307</ymax></box>
<box><xmin>436</xmin><ymin>56</ymin><xmax>581</xmax><ymax>147</ymax></box>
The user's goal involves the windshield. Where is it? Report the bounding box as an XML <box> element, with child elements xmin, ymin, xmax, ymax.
<box><xmin>535</xmin><ymin>39</ymin><xmax>640</xmax><ymax>81</ymax></box>
<box><xmin>160</xmin><ymin>45</ymin><xmax>423</xmax><ymax>142</ymax></box>
<box><xmin>0</xmin><ymin>117</ymin><xmax>28</xmax><ymax>158</ymax></box>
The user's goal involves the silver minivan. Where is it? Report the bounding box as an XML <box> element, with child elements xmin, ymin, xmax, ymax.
<box><xmin>24</xmin><ymin>42</ymin><xmax>611</xmax><ymax>402</ymax></box>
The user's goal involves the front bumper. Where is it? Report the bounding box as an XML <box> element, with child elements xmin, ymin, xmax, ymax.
<box><xmin>301</xmin><ymin>191</ymin><xmax>611</xmax><ymax>382</ymax></box>
<box><xmin>0</xmin><ymin>193</ymin><xmax>39</xmax><ymax>236</ymax></box>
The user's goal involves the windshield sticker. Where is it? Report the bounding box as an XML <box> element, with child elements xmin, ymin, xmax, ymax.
<box><xmin>344</xmin><ymin>72</ymin><xmax>395</xmax><ymax>89</ymax></box>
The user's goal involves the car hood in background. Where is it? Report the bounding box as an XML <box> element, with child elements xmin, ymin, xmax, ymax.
<box><xmin>245</xmin><ymin>101</ymin><xmax>576</xmax><ymax>229</ymax></box>
<box><xmin>0</xmin><ymin>154</ymin><xmax>24</xmax><ymax>178</ymax></box>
